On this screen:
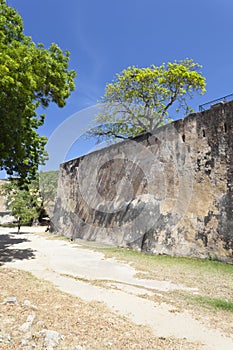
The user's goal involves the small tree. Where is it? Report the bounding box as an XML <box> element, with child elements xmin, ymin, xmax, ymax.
<box><xmin>1</xmin><ymin>180</ymin><xmax>42</xmax><ymax>232</ymax></box>
<box><xmin>90</xmin><ymin>59</ymin><xmax>206</xmax><ymax>140</ymax></box>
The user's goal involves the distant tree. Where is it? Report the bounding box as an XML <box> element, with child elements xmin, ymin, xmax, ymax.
<box><xmin>39</xmin><ymin>170</ymin><xmax>59</xmax><ymax>216</ymax></box>
<box><xmin>0</xmin><ymin>179</ymin><xmax>42</xmax><ymax>232</ymax></box>
<box><xmin>90</xmin><ymin>59</ymin><xmax>206</xmax><ymax>140</ymax></box>
<box><xmin>0</xmin><ymin>0</ymin><xmax>76</xmax><ymax>181</ymax></box>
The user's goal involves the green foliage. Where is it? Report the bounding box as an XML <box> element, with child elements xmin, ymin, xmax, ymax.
<box><xmin>0</xmin><ymin>179</ymin><xmax>42</xmax><ymax>224</ymax></box>
<box><xmin>0</xmin><ymin>170</ymin><xmax>59</xmax><ymax>223</ymax></box>
<box><xmin>191</xmin><ymin>296</ymin><xmax>233</xmax><ymax>312</ymax></box>
<box><xmin>39</xmin><ymin>170</ymin><xmax>59</xmax><ymax>213</ymax></box>
<box><xmin>91</xmin><ymin>59</ymin><xmax>206</xmax><ymax>140</ymax></box>
<box><xmin>0</xmin><ymin>0</ymin><xmax>76</xmax><ymax>181</ymax></box>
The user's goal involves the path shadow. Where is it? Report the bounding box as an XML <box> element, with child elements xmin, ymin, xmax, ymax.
<box><xmin>0</xmin><ymin>234</ymin><xmax>35</xmax><ymax>266</ymax></box>
<box><xmin>9</xmin><ymin>231</ymin><xmax>33</xmax><ymax>235</ymax></box>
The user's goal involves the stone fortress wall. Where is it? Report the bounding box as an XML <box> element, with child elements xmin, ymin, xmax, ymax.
<box><xmin>52</xmin><ymin>101</ymin><xmax>233</xmax><ymax>263</ymax></box>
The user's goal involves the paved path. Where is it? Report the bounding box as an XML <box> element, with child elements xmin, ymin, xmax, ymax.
<box><xmin>1</xmin><ymin>227</ymin><xmax>233</xmax><ymax>350</ymax></box>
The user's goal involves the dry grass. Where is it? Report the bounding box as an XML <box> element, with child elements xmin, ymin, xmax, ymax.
<box><xmin>0</xmin><ymin>267</ymin><xmax>201</xmax><ymax>350</ymax></box>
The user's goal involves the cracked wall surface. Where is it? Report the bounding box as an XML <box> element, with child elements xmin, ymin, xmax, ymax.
<box><xmin>52</xmin><ymin>101</ymin><xmax>233</xmax><ymax>263</ymax></box>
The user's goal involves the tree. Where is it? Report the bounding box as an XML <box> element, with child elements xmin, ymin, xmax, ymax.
<box><xmin>0</xmin><ymin>179</ymin><xmax>42</xmax><ymax>232</ymax></box>
<box><xmin>90</xmin><ymin>59</ymin><xmax>206</xmax><ymax>140</ymax></box>
<box><xmin>0</xmin><ymin>0</ymin><xmax>76</xmax><ymax>181</ymax></box>
<box><xmin>39</xmin><ymin>170</ymin><xmax>59</xmax><ymax>216</ymax></box>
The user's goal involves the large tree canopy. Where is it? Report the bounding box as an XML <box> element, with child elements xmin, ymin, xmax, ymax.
<box><xmin>0</xmin><ymin>0</ymin><xmax>76</xmax><ymax>180</ymax></box>
<box><xmin>91</xmin><ymin>59</ymin><xmax>206</xmax><ymax>140</ymax></box>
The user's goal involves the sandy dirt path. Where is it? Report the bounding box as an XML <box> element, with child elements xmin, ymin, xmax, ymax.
<box><xmin>1</xmin><ymin>227</ymin><xmax>233</xmax><ymax>350</ymax></box>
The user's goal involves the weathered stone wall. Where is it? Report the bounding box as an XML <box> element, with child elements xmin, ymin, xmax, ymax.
<box><xmin>52</xmin><ymin>101</ymin><xmax>233</xmax><ymax>263</ymax></box>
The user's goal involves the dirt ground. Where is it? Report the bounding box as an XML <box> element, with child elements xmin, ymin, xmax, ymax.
<box><xmin>0</xmin><ymin>268</ymin><xmax>201</xmax><ymax>350</ymax></box>
<box><xmin>0</xmin><ymin>226</ymin><xmax>233</xmax><ymax>350</ymax></box>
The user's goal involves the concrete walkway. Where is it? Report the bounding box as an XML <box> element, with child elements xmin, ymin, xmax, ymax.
<box><xmin>1</xmin><ymin>227</ymin><xmax>233</xmax><ymax>350</ymax></box>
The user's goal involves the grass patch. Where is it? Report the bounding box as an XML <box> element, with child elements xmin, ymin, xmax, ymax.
<box><xmin>83</xmin><ymin>245</ymin><xmax>233</xmax><ymax>275</ymax></box>
<box><xmin>33</xmin><ymin>230</ymin><xmax>71</xmax><ymax>241</ymax></box>
<box><xmin>76</xmin><ymin>244</ymin><xmax>233</xmax><ymax>304</ymax></box>
<box><xmin>192</xmin><ymin>296</ymin><xmax>233</xmax><ymax>312</ymax></box>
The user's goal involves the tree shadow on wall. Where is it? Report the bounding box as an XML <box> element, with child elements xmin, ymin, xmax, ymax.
<box><xmin>0</xmin><ymin>234</ymin><xmax>35</xmax><ymax>266</ymax></box>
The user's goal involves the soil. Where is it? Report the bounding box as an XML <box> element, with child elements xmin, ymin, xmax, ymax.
<box><xmin>0</xmin><ymin>226</ymin><xmax>233</xmax><ymax>350</ymax></box>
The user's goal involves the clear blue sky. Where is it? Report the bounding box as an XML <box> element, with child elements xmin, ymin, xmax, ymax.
<box><xmin>6</xmin><ymin>0</ymin><xmax>233</xmax><ymax>169</ymax></box>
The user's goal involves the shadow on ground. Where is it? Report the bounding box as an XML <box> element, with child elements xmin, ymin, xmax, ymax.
<box><xmin>0</xmin><ymin>233</ymin><xmax>35</xmax><ymax>265</ymax></box>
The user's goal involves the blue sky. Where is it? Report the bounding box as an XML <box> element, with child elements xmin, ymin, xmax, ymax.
<box><xmin>6</xmin><ymin>0</ymin><xmax>233</xmax><ymax>169</ymax></box>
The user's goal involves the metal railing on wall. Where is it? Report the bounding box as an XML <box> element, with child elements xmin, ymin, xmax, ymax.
<box><xmin>199</xmin><ymin>93</ymin><xmax>233</xmax><ymax>112</ymax></box>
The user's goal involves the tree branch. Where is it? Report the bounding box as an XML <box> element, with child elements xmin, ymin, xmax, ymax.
<box><xmin>94</xmin><ymin>129</ymin><xmax>129</xmax><ymax>139</ymax></box>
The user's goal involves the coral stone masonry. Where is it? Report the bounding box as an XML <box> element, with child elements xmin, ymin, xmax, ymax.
<box><xmin>52</xmin><ymin>101</ymin><xmax>233</xmax><ymax>263</ymax></box>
